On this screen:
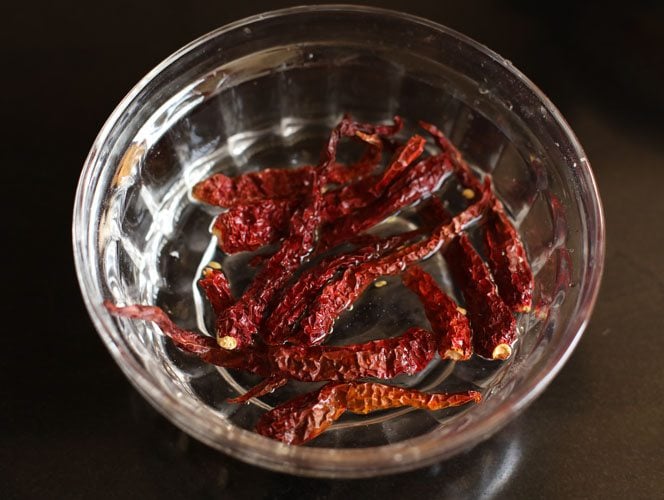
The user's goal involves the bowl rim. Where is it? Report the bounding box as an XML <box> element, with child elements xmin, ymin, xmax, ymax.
<box><xmin>72</xmin><ymin>3</ymin><xmax>605</xmax><ymax>477</ymax></box>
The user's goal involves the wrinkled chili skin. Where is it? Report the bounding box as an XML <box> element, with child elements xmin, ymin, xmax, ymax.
<box><xmin>444</xmin><ymin>234</ymin><xmax>517</xmax><ymax>359</ymax></box>
<box><xmin>255</xmin><ymin>383</ymin><xmax>347</xmax><ymax>445</ymax></box>
<box><xmin>106</xmin><ymin>304</ymin><xmax>437</xmax><ymax>383</ymax></box>
<box><xmin>421</xmin><ymin>120</ymin><xmax>534</xmax><ymax>314</ymax></box>
<box><xmin>344</xmin><ymin>383</ymin><xmax>481</xmax><ymax>414</ymax></box>
<box><xmin>273</xmin><ymin>327</ymin><xmax>436</xmax><ymax>381</ymax></box>
<box><xmin>484</xmin><ymin>199</ymin><xmax>534</xmax><ymax>313</ymax></box>
<box><xmin>215</xmin><ymin>117</ymin><xmax>404</xmax><ymax>349</ymax></box>
<box><xmin>402</xmin><ymin>266</ymin><xmax>473</xmax><ymax>360</ymax></box>
<box><xmin>192</xmin><ymin>152</ymin><xmax>379</xmax><ymax>210</ymax></box>
<box><xmin>212</xmin><ymin>132</ymin><xmax>337</xmax><ymax>348</ymax></box>
<box><xmin>104</xmin><ymin>303</ymin><xmax>267</xmax><ymax>372</ymax></box>
<box><xmin>370</xmin><ymin>134</ymin><xmax>426</xmax><ymax>195</ymax></box>
<box><xmin>212</xmin><ymin>198</ymin><xmax>299</xmax><ymax>254</ymax></box>
<box><xmin>198</xmin><ymin>267</ymin><xmax>234</xmax><ymax>315</ymax></box>
<box><xmin>193</xmin><ymin>117</ymin><xmax>402</xmax><ymax>208</ymax></box>
<box><xmin>212</xmin><ymin>176</ymin><xmax>377</xmax><ymax>254</ymax></box>
<box><xmin>294</xmin><ymin>181</ymin><xmax>492</xmax><ymax>346</ymax></box>
<box><xmin>213</xmin><ymin>135</ymin><xmax>420</xmax><ymax>254</ymax></box>
<box><xmin>256</xmin><ymin>381</ymin><xmax>481</xmax><ymax>445</ymax></box>
<box><xmin>192</xmin><ymin>167</ymin><xmax>314</xmax><ymax>208</ymax></box>
<box><xmin>319</xmin><ymin>154</ymin><xmax>454</xmax><ymax>250</ymax></box>
<box><xmin>293</xmin><ymin>266</ymin><xmax>378</xmax><ymax>346</ymax></box>
<box><xmin>263</xmin><ymin>230</ymin><xmax>421</xmax><ymax>345</ymax></box>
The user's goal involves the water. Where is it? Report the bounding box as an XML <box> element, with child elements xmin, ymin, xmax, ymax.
<box><xmin>118</xmin><ymin>123</ymin><xmax>513</xmax><ymax>444</ymax></box>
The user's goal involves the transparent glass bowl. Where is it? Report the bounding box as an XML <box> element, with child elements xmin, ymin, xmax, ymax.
<box><xmin>73</xmin><ymin>6</ymin><xmax>604</xmax><ymax>477</ymax></box>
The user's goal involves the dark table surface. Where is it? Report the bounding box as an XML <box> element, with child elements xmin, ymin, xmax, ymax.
<box><xmin>3</xmin><ymin>1</ymin><xmax>663</xmax><ymax>498</ymax></box>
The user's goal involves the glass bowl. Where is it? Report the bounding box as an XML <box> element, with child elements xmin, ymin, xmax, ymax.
<box><xmin>73</xmin><ymin>5</ymin><xmax>604</xmax><ymax>477</ymax></box>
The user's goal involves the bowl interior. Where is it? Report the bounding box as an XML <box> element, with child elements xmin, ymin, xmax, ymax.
<box><xmin>74</xmin><ymin>6</ymin><xmax>603</xmax><ymax>477</ymax></box>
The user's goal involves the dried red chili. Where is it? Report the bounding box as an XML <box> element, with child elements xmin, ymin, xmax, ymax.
<box><xmin>105</xmin><ymin>116</ymin><xmax>538</xmax><ymax>445</ymax></box>
<box><xmin>402</xmin><ymin>265</ymin><xmax>473</xmax><ymax>360</ymax></box>
<box><xmin>104</xmin><ymin>302</ymin><xmax>266</xmax><ymax>372</ymax></box>
<box><xmin>420</xmin><ymin>120</ymin><xmax>534</xmax><ymax>313</ymax></box>
<box><xmin>211</xmin><ymin>175</ymin><xmax>376</xmax><ymax>254</ymax></box>
<box><xmin>444</xmin><ymin>234</ymin><xmax>517</xmax><ymax>360</ymax></box>
<box><xmin>212</xmin><ymin>198</ymin><xmax>299</xmax><ymax>254</ymax></box>
<box><xmin>263</xmin><ymin>229</ymin><xmax>421</xmax><ymax>345</ymax></box>
<box><xmin>370</xmin><ymin>134</ymin><xmax>426</xmax><ymax>194</ymax></box>
<box><xmin>484</xmin><ymin>198</ymin><xmax>534</xmax><ymax>312</ymax></box>
<box><xmin>105</xmin><ymin>303</ymin><xmax>438</xmax><ymax>384</ymax></box>
<box><xmin>211</xmin><ymin>136</ymin><xmax>426</xmax><ymax>254</ymax></box>
<box><xmin>293</xmin><ymin>180</ymin><xmax>492</xmax><ymax>346</ymax></box>
<box><xmin>192</xmin><ymin>166</ymin><xmax>313</xmax><ymax>208</ymax></box>
<box><xmin>198</xmin><ymin>266</ymin><xmax>234</xmax><ymax>315</ymax></box>
<box><xmin>227</xmin><ymin>375</ymin><xmax>288</xmax><ymax>404</ymax></box>
<box><xmin>213</xmin><ymin>118</ymin><xmax>397</xmax><ymax>348</ymax></box>
<box><xmin>256</xmin><ymin>381</ymin><xmax>481</xmax><ymax>445</ymax></box>
<box><xmin>319</xmin><ymin>154</ymin><xmax>455</xmax><ymax>251</ymax></box>
<box><xmin>272</xmin><ymin>327</ymin><xmax>436</xmax><ymax>381</ymax></box>
<box><xmin>193</xmin><ymin>117</ymin><xmax>402</xmax><ymax>208</ymax></box>
<box><xmin>419</xmin><ymin>120</ymin><xmax>482</xmax><ymax>193</ymax></box>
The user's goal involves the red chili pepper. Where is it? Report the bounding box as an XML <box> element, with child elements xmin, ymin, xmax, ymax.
<box><xmin>415</xmin><ymin>195</ymin><xmax>518</xmax><ymax>359</ymax></box>
<box><xmin>444</xmin><ymin>234</ymin><xmax>517</xmax><ymax>360</ymax></box>
<box><xmin>214</xmin><ymin>117</ymin><xmax>404</xmax><ymax>349</ymax></box>
<box><xmin>105</xmin><ymin>118</ymin><xmax>541</xmax><ymax>446</ymax></box>
<box><xmin>319</xmin><ymin>153</ymin><xmax>455</xmax><ymax>250</ymax></box>
<box><xmin>212</xmin><ymin>176</ymin><xmax>376</xmax><ymax>254</ymax></box>
<box><xmin>370</xmin><ymin>134</ymin><xmax>426</xmax><ymax>194</ymax></box>
<box><xmin>293</xmin><ymin>180</ymin><xmax>492</xmax><ymax>346</ymax></box>
<box><xmin>193</xmin><ymin>117</ymin><xmax>402</xmax><ymax>208</ymax></box>
<box><xmin>318</xmin><ymin>175</ymin><xmax>379</xmax><ymax>221</ymax></box>
<box><xmin>326</xmin><ymin>132</ymin><xmax>384</xmax><ymax>185</ymax></box>
<box><xmin>420</xmin><ymin>120</ymin><xmax>534</xmax><ymax>314</ymax></box>
<box><xmin>255</xmin><ymin>381</ymin><xmax>481</xmax><ymax>445</ymax></box>
<box><xmin>198</xmin><ymin>266</ymin><xmax>234</xmax><ymax>316</ymax></box>
<box><xmin>192</xmin><ymin>166</ymin><xmax>314</xmax><ymax>208</ymax></box>
<box><xmin>263</xmin><ymin>229</ymin><xmax>421</xmax><ymax>345</ymax></box>
<box><xmin>211</xmin><ymin>198</ymin><xmax>299</xmax><ymax>254</ymax></box>
<box><xmin>104</xmin><ymin>302</ymin><xmax>265</xmax><ymax>372</ymax></box>
<box><xmin>272</xmin><ymin>327</ymin><xmax>436</xmax><ymax>381</ymax></box>
<box><xmin>211</xmin><ymin>137</ymin><xmax>424</xmax><ymax>254</ymax></box>
<box><xmin>484</xmin><ymin>198</ymin><xmax>534</xmax><ymax>313</ymax></box>
<box><xmin>209</xmin><ymin>132</ymin><xmax>425</xmax><ymax>255</ymax></box>
<box><xmin>105</xmin><ymin>303</ymin><xmax>437</xmax><ymax>384</ymax></box>
<box><xmin>402</xmin><ymin>265</ymin><xmax>473</xmax><ymax>361</ymax></box>
<box><xmin>419</xmin><ymin>120</ymin><xmax>482</xmax><ymax>193</ymax></box>
<box><xmin>226</xmin><ymin>375</ymin><xmax>288</xmax><ymax>404</ymax></box>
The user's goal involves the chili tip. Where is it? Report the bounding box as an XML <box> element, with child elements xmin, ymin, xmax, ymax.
<box><xmin>355</xmin><ymin>130</ymin><xmax>381</xmax><ymax>146</ymax></box>
<box><xmin>469</xmin><ymin>390</ymin><xmax>483</xmax><ymax>403</ymax></box>
<box><xmin>218</xmin><ymin>335</ymin><xmax>238</xmax><ymax>350</ymax></box>
<box><xmin>444</xmin><ymin>349</ymin><xmax>465</xmax><ymax>361</ymax></box>
<box><xmin>492</xmin><ymin>343</ymin><xmax>512</xmax><ymax>360</ymax></box>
